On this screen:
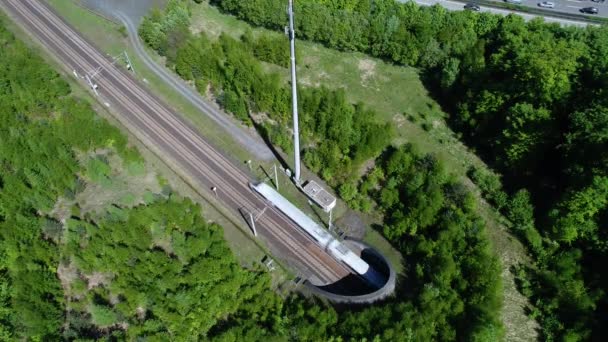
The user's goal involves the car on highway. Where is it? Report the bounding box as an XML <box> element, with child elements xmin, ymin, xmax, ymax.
<box><xmin>591</xmin><ymin>0</ymin><xmax>605</xmax><ymax>3</ymax></box>
<box><xmin>580</xmin><ymin>6</ymin><xmax>599</xmax><ymax>14</ymax></box>
<box><xmin>464</xmin><ymin>3</ymin><xmax>481</xmax><ymax>10</ymax></box>
<box><xmin>538</xmin><ymin>1</ymin><xmax>555</xmax><ymax>8</ymax></box>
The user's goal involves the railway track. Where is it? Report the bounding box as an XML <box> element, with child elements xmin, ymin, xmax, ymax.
<box><xmin>1</xmin><ymin>0</ymin><xmax>350</xmax><ymax>284</ymax></box>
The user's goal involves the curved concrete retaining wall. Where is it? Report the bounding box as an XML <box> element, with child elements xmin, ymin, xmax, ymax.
<box><xmin>307</xmin><ymin>239</ymin><xmax>396</xmax><ymax>304</ymax></box>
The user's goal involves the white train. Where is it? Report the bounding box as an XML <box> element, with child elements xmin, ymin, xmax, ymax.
<box><xmin>250</xmin><ymin>182</ymin><xmax>385</xmax><ymax>288</ymax></box>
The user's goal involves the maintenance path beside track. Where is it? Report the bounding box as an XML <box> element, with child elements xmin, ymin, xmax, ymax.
<box><xmin>0</xmin><ymin>0</ymin><xmax>351</xmax><ymax>285</ymax></box>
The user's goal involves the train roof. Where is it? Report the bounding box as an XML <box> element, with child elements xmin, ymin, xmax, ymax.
<box><xmin>251</xmin><ymin>182</ymin><xmax>369</xmax><ymax>275</ymax></box>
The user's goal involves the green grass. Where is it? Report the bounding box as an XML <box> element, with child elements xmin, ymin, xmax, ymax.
<box><xmin>190</xmin><ymin>2</ymin><xmax>488</xmax><ymax>178</ymax></box>
<box><xmin>363</xmin><ymin>228</ymin><xmax>404</xmax><ymax>275</ymax></box>
<box><xmin>475</xmin><ymin>194</ymin><xmax>540</xmax><ymax>341</ymax></box>
<box><xmin>1</xmin><ymin>3</ymin><xmax>272</xmax><ymax>271</ymax></box>
<box><xmin>46</xmin><ymin>0</ymin><xmax>253</xmax><ymax>165</ymax></box>
<box><xmin>10</xmin><ymin>2</ymin><xmax>373</xmax><ymax>268</ymax></box>
<box><xmin>190</xmin><ymin>2</ymin><xmax>538</xmax><ymax>340</ymax></box>
<box><xmin>38</xmin><ymin>4</ymin><xmax>538</xmax><ymax>338</ymax></box>
<box><xmin>44</xmin><ymin>0</ymin><xmax>278</xmax><ymax>267</ymax></box>
<box><xmin>46</xmin><ymin>0</ymin><xmax>125</xmax><ymax>55</ymax></box>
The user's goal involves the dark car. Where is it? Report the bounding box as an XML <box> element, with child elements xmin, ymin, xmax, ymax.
<box><xmin>464</xmin><ymin>3</ymin><xmax>481</xmax><ymax>10</ymax></box>
<box><xmin>580</xmin><ymin>6</ymin><xmax>599</xmax><ymax>14</ymax></box>
<box><xmin>591</xmin><ymin>0</ymin><xmax>605</xmax><ymax>3</ymax></box>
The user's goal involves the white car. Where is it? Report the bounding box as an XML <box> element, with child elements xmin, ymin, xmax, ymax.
<box><xmin>538</xmin><ymin>1</ymin><xmax>555</xmax><ymax>8</ymax></box>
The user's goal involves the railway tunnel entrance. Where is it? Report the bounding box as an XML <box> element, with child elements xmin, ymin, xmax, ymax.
<box><xmin>250</xmin><ymin>182</ymin><xmax>395</xmax><ymax>303</ymax></box>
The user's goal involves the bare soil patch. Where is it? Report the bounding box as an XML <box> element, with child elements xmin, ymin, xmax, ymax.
<box><xmin>85</xmin><ymin>272</ymin><xmax>113</xmax><ymax>290</ymax></box>
<box><xmin>358</xmin><ymin>58</ymin><xmax>377</xmax><ymax>85</ymax></box>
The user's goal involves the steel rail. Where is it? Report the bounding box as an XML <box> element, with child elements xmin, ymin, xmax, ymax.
<box><xmin>3</xmin><ymin>0</ymin><xmax>350</xmax><ymax>282</ymax></box>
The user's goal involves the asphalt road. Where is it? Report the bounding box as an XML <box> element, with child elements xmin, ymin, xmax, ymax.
<box><xmin>493</xmin><ymin>0</ymin><xmax>608</xmax><ymax>18</ymax></box>
<box><xmin>0</xmin><ymin>0</ymin><xmax>351</xmax><ymax>286</ymax></box>
<box><xmin>72</xmin><ymin>0</ymin><xmax>274</xmax><ymax>161</ymax></box>
<box><xmin>404</xmin><ymin>0</ymin><xmax>592</xmax><ymax>26</ymax></box>
<box><xmin>114</xmin><ymin>12</ymin><xmax>274</xmax><ymax>162</ymax></box>
<box><xmin>78</xmin><ymin>0</ymin><xmax>165</xmax><ymax>21</ymax></box>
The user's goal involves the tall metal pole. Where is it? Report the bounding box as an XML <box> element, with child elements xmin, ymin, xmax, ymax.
<box><xmin>85</xmin><ymin>74</ymin><xmax>98</xmax><ymax>96</ymax></box>
<box><xmin>287</xmin><ymin>0</ymin><xmax>301</xmax><ymax>183</ymax></box>
<box><xmin>274</xmin><ymin>164</ymin><xmax>279</xmax><ymax>191</ymax></box>
<box><xmin>123</xmin><ymin>51</ymin><xmax>135</xmax><ymax>74</ymax></box>
<box><xmin>249</xmin><ymin>212</ymin><xmax>257</xmax><ymax>236</ymax></box>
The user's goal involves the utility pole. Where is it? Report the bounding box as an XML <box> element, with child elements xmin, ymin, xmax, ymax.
<box><xmin>85</xmin><ymin>66</ymin><xmax>103</xmax><ymax>96</ymax></box>
<box><xmin>247</xmin><ymin>207</ymin><xmax>267</xmax><ymax>237</ymax></box>
<box><xmin>123</xmin><ymin>51</ymin><xmax>135</xmax><ymax>74</ymax></box>
<box><xmin>249</xmin><ymin>212</ymin><xmax>257</xmax><ymax>236</ymax></box>
<box><xmin>85</xmin><ymin>74</ymin><xmax>99</xmax><ymax>96</ymax></box>
<box><xmin>287</xmin><ymin>0</ymin><xmax>301</xmax><ymax>184</ymax></box>
<box><xmin>273</xmin><ymin>164</ymin><xmax>279</xmax><ymax>191</ymax></box>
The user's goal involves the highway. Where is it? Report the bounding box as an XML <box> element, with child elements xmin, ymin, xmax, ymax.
<box><xmin>491</xmin><ymin>0</ymin><xmax>608</xmax><ymax>18</ymax></box>
<box><xmin>404</xmin><ymin>0</ymin><xmax>593</xmax><ymax>26</ymax></box>
<box><xmin>0</xmin><ymin>0</ymin><xmax>350</xmax><ymax>285</ymax></box>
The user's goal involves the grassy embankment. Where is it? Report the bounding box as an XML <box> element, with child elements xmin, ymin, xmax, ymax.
<box><xmin>35</xmin><ymin>0</ymin><xmax>290</xmax><ymax>285</ymax></box>
<box><xmin>46</xmin><ymin>0</ymin><xmax>404</xmax><ymax>277</ymax></box>
<box><xmin>189</xmin><ymin>2</ymin><xmax>538</xmax><ymax>340</ymax></box>
<box><xmin>42</xmin><ymin>2</ymin><xmax>537</xmax><ymax>338</ymax></box>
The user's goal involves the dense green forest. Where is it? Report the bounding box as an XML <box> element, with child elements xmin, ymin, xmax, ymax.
<box><xmin>10</xmin><ymin>0</ymin><xmax>608</xmax><ymax>338</ymax></box>
<box><xmin>0</xmin><ymin>8</ymin><xmax>502</xmax><ymax>340</ymax></box>
<box><xmin>334</xmin><ymin>145</ymin><xmax>503</xmax><ymax>341</ymax></box>
<box><xmin>205</xmin><ymin>150</ymin><xmax>503</xmax><ymax>341</ymax></box>
<box><xmin>0</xmin><ymin>18</ymin><xmax>333</xmax><ymax>340</ymax></box>
<box><xmin>140</xmin><ymin>1</ymin><xmax>503</xmax><ymax>340</ymax></box>
<box><xmin>139</xmin><ymin>0</ymin><xmax>394</xmax><ymax>190</ymax></box>
<box><xmin>198</xmin><ymin>0</ymin><xmax>608</xmax><ymax>340</ymax></box>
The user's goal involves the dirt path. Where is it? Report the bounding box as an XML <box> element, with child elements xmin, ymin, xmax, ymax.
<box><xmin>75</xmin><ymin>2</ymin><xmax>541</xmax><ymax>339</ymax></box>
<box><xmin>77</xmin><ymin>0</ymin><xmax>274</xmax><ymax>161</ymax></box>
<box><xmin>464</xmin><ymin>176</ymin><xmax>539</xmax><ymax>341</ymax></box>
